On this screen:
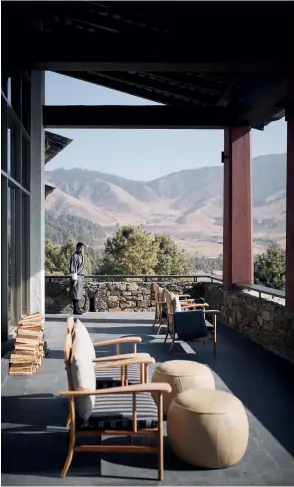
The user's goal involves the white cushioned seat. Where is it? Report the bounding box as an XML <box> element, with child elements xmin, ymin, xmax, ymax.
<box><xmin>70</xmin><ymin>326</ymin><xmax>96</xmax><ymax>421</ymax></box>
<box><xmin>76</xmin><ymin>392</ymin><xmax>158</xmax><ymax>431</ymax></box>
<box><xmin>74</xmin><ymin>320</ymin><xmax>142</xmax><ymax>388</ymax></box>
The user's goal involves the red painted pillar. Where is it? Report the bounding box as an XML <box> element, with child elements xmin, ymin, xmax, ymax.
<box><xmin>286</xmin><ymin>75</ymin><xmax>294</xmax><ymax>311</ymax></box>
<box><xmin>223</xmin><ymin>126</ymin><xmax>253</xmax><ymax>290</ymax></box>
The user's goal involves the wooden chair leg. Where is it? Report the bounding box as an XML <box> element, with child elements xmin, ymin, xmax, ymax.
<box><xmin>157</xmin><ymin>392</ymin><xmax>164</xmax><ymax>481</ymax></box>
<box><xmin>213</xmin><ymin>314</ymin><xmax>217</xmax><ymax>356</ymax></box>
<box><xmin>145</xmin><ymin>364</ymin><xmax>149</xmax><ymax>383</ymax></box>
<box><xmin>61</xmin><ymin>421</ymin><xmax>75</xmax><ymax>477</ymax></box>
<box><xmin>156</xmin><ymin>322</ymin><xmax>162</xmax><ymax>336</ymax></box>
<box><xmin>66</xmin><ymin>414</ymin><xmax>71</xmax><ymax>427</ymax></box>
<box><xmin>168</xmin><ymin>336</ymin><xmax>175</xmax><ymax>353</ymax></box>
<box><xmin>164</xmin><ymin>325</ymin><xmax>169</xmax><ymax>344</ymax></box>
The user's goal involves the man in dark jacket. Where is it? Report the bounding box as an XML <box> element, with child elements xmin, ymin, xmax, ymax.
<box><xmin>69</xmin><ymin>242</ymin><xmax>85</xmax><ymax>315</ymax></box>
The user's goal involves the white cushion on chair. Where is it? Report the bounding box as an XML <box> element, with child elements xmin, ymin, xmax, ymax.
<box><xmin>70</xmin><ymin>324</ymin><xmax>96</xmax><ymax>421</ymax></box>
<box><xmin>75</xmin><ymin>319</ymin><xmax>96</xmax><ymax>360</ymax></box>
<box><xmin>171</xmin><ymin>294</ymin><xmax>182</xmax><ymax>313</ymax></box>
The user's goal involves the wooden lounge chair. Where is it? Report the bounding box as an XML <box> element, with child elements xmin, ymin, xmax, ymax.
<box><xmin>67</xmin><ymin>318</ymin><xmax>152</xmax><ymax>386</ymax></box>
<box><xmin>152</xmin><ymin>284</ymin><xmax>194</xmax><ymax>336</ymax></box>
<box><xmin>152</xmin><ymin>283</ymin><xmax>168</xmax><ymax>335</ymax></box>
<box><xmin>163</xmin><ymin>289</ymin><xmax>216</xmax><ymax>353</ymax></box>
<box><xmin>65</xmin><ymin>318</ymin><xmax>153</xmax><ymax>427</ymax></box>
<box><xmin>61</xmin><ymin>331</ymin><xmax>171</xmax><ymax>480</ymax></box>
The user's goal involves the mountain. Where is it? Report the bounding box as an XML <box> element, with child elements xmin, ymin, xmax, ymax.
<box><xmin>45</xmin><ymin>153</ymin><xmax>286</xmax><ymax>257</ymax></box>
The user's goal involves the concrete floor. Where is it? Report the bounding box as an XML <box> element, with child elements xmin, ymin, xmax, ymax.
<box><xmin>2</xmin><ymin>312</ymin><xmax>294</xmax><ymax>486</ymax></box>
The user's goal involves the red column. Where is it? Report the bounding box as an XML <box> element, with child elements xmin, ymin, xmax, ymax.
<box><xmin>223</xmin><ymin>126</ymin><xmax>253</xmax><ymax>290</ymax></box>
<box><xmin>286</xmin><ymin>77</ymin><xmax>294</xmax><ymax>310</ymax></box>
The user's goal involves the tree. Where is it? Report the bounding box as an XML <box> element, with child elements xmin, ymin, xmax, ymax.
<box><xmin>45</xmin><ymin>238</ymin><xmax>99</xmax><ymax>275</ymax></box>
<box><xmin>254</xmin><ymin>244</ymin><xmax>286</xmax><ymax>290</ymax></box>
<box><xmin>45</xmin><ymin>238</ymin><xmax>60</xmax><ymax>274</ymax></box>
<box><xmin>57</xmin><ymin>238</ymin><xmax>76</xmax><ymax>275</ymax></box>
<box><xmin>99</xmin><ymin>225</ymin><xmax>158</xmax><ymax>275</ymax></box>
<box><xmin>154</xmin><ymin>233</ymin><xmax>191</xmax><ymax>275</ymax></box>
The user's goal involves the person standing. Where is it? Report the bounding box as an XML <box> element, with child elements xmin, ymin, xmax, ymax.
<box><xmin>69</xmin><ymin>242</ymin><xmax>85</xmax><ymax>315</ymax></box>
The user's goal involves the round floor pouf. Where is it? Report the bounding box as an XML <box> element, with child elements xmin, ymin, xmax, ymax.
<box><xmin>167</xmin><ymin>389</ymin><xmax>249</xmax><ymax>468</ymax></box>
<box><xmin>151</xmin><ymin>360</ymin><xmax>215</xmax><ymax>415</ymax></box>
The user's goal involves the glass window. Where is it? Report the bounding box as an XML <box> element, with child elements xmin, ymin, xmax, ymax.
<box><xmin>7</xmin><ymin>76</ymin><xmax>11</xmax><ymax>104</ymax></box>
<box><xmin>11</xmin><ymin>73</ymin><xmax>22</xmax><ymax>120</ymax></box>
<box><xmin>22</xmin><ymin>194</ymin><xmax>30</xmax><ymax>314</ymax></box>
<box><xmin>7</xmin><ymin>117</ymin><xmax>22</xmax><ymax>184</ymax></box>
<box><xmin>22</xmin><ymin>134</ymin><xmax>31</xmax><ymax>191</ymax></box>
<box><xmin>8</xmin><ymin>185</ymin><xmax>16</xmax><ymax>329</ymax></box>
<box><xmin>22</xmin><ymin>76</ymin><xmax>31</xmax><ymax>135</ymax></box>
<box><xmin>1</xmin><ymin>176</ymin><xmax>8</xmax><ymax>340</ymax></box>
<box><xmin>1</xmin><ymin>96</ymin><xmax>7</xmax><ymax>171</ymax></box>
<box><xmin>2</xmin><ymin>70</ymin><xmax>32</xmax><ymax>340</ymax></box>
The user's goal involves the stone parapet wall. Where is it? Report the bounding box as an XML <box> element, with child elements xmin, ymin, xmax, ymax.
<box><xmin>45</xmin><ymin>279</ymin><xmax>204</xmax><ymax>315</ymax></box>
<box><xmin>45</xmin><ymin>278</ymin><xmax>294</xmax><ymax>363</ymax></box>
<box><xmin>203</xmin><ymin>282</ymin><xmax>294</xmax><ymax>364</ymax></box>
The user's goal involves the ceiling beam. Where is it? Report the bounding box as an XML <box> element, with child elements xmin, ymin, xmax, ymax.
<box><xmin>3</xmin><ymin>31</ymin><xmax>288</xmax><ymax>73</ymax></box>
<box><xmin>83</xmin><ymin>72</ymin><xmax>212</xmax><ymax>104</ymax></box>
<box><xmin>43</xmin><ymin>105</ymin><xmax>246</xmax><ymax>129</ymax></box>
<box><xmin>235</xmin><ymin>79</ymin><xmax>287</xmax><ymax>126</ymax></box>
<box><xmin>59</xmin><ymin>72</ymin><xmax>169</xmax><ymax>105</ymax></box>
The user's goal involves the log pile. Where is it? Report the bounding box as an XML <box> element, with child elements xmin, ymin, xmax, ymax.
<box><xmin>9</xmin><ymin>313</ymin><xmax>45</xmax><ymax>376</ymax></box>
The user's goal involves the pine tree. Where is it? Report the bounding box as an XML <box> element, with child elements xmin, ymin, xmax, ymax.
<box><xmin>254</xmin><ymin>244</ymin><xmax>285</xmax><ymax>290</ymax></box>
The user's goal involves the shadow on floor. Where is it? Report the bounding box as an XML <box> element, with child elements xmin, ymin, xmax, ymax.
<box><xmin>187</xmin><ymin>325</ymin><xmax>294</xmax><ymax>457</ymax></box>
<box><xmin>88</xmin><ymin>321</ymin><xmax>294</xmax><ymax>457</ymax></box>
<box><xmin>1</xmin><ymin>394</ymin><xmax>69</xmax><ymax>427</ymax></box>
<box><xmin>1</xmin><ymin>423</ymin><xmax>195</xmax><ymax>479</ymax></box>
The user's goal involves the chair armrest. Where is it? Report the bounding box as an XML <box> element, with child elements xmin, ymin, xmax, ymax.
<box><xmin>92</xmin><ymin>352</ymin><xmax>150</xmax><ymax>363</ymax></box>
<box><xmin>93</xmin><ymin>356</ymin><xmax>155</xmax><ymax>370</ymax></box>
<box><xmin>205</xmin><ymin>310</ymin><xmax>220</xmax><ymax>314</ymax></box>
<box><xmin>60</xmin><ymin>382</ymin><xmax>172</xmax><ymax>397</ymax></box>
<box><xmin>181</xmin><ymin>303</ymin><xmax>209</xmax><ymax>309</ymax></box>
<box><xmin>93</xmin><ymin>336</ymin><xmax>142</xmax><ymax>347</ymax></box>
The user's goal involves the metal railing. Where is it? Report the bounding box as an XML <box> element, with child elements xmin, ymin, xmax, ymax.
<box><xmin>235</xmin><ymin>282</ymin><xmax>285</xmax><ymax>300</ymax></box>
<box><xmin>45</xmin><ymin>273</ymin><xmax>223</xmax><ymax>283</ymax></box>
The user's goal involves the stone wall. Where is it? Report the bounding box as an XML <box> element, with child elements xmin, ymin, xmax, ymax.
<box><xmin>45</xmin><ymin>279</ymin><xmax>205</xmax><ymax>315</ymax></box>
<box><xmin>203</xmin><ymin>282</ymin><xmax>294</xmax><ymax>364</ymax></box>
<box><xmin>45</xmin><ymin>278</ymin><xmax>294</xmax><ymax>363</ymax></box>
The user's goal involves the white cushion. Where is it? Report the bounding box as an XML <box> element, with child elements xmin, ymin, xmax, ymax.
<box><xmin>173</xmin><ymin>295</ymin><xmax>182</xmax><ymax>313</ymax></box>
<box><xmin>70</xmin><ymin>325</ymin><xmax>96</xmax><ymax>421</ymax></box>
<box><xmin>75</xmin><ymin>319</ymin><xmax>96</xmax><ymax>360</ymax></box>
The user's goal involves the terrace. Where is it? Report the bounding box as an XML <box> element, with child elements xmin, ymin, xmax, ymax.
<box><xmin>2</xmin><ymin>1</ymin><xmax>294</xmax><ymax>484</ymax></box>
<box><xmin>2</xmin><ymin>311</ymin><xmax>294</xmax><ymax>485</ymax></box>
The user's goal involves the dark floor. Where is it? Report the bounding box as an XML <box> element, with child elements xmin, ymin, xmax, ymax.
<box><xmin>2</xmin><ymin>312</ymin><xmax>294</xmax><ymax>486</ymax></box>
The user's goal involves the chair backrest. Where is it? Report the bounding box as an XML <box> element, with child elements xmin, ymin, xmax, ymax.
<box><xmin>164</xmin><ymin>289</ymin><xmax>175</xmax><ymax>329</ymax></box>
<box><xmin>174</xmin><ymin>309</ymin><xmax>208</xmax><ymax>341</ymax></box>
<box><xmin>64</xmin><ymin>331</ymin><xmax>73</xmax><ymax>390</ymax></box>
<box><xmin>153</xmin><ymin>282</ymin><xmax>159</xmax><ymax>302</ymax></box>
<box><xmin>67</xmin><ymin>317</ymin><xmax>75</xmax><ymax>334</ymax></box>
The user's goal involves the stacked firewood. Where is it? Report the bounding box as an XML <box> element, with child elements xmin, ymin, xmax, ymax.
<box><xmin>9</xmin><ymin>313</ymin><xmax>45</xmax><ymax>376</ymax></box>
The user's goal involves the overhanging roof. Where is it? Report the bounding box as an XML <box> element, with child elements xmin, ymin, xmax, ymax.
<box><xmin>2</xmin><ymin>1</ymin><xmax>292</xmax><ymax>129</ymax></box>
<box><xmin>45</xmin><ymin>131</ymin><xmax>73</xmax><ymax>164</ymax></box>
<box><xmin>45</xmin><ymin>131</ymin><xmax>72</xmax><ymax>198</ymax></box>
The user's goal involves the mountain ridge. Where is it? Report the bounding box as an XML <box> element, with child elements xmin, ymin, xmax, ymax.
<box><xmin>45</xmin><ymin>153</ymin><xmax>286</xmax><ymax>256</ymax></box>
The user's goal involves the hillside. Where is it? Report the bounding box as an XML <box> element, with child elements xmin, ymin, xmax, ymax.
<box><xmin>45</xmin><ymin>153</ymin><xmax>286</xmax><ymax>257</ymax></box>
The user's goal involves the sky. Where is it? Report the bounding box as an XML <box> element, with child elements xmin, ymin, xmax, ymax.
<box><xmin>45</xmin><ymin>72</ymin><xmax>287</xmax><ymax>181</ymax></box>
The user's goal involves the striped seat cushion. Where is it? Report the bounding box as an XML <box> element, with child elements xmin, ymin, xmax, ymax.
<box><xmin>95</xmin><ymin>364</ymin><xmax>141</xmax><ymax>388</ymax></box>
<box><xmin>76</xmin><ymin>392</ymin><xmax>158</xmax><ymax>431</ymax></box>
